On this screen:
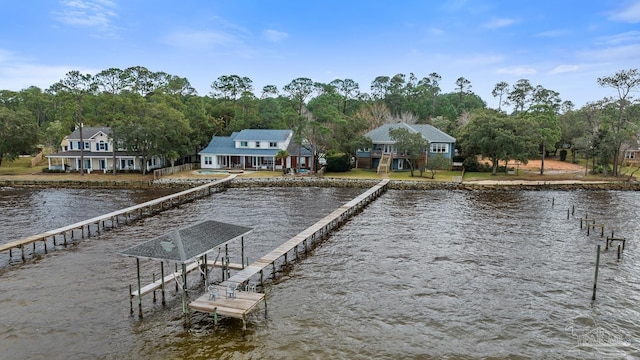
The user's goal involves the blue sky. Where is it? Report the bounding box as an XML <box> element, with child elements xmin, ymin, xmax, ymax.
<box><xmin>1</xmin><ymin>0</ymin><xmax>639</xmax><ymax>110</ymax></box>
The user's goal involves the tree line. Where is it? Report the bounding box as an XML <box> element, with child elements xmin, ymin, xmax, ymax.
<box><xmin>0</xmin><ymin>66</ymin><xmax>638</xmax><ymax>176</ymax></box>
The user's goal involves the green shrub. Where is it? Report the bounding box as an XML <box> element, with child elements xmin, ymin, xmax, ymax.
<box><xmin>326</xmin><ymin>152</ymin><xmax>350</xmax><ymax>172</ymax></box>
<box><xmin>559</xmin><ymin>149</ymin><xmax>567</xmax><ymax>161</ymax></box>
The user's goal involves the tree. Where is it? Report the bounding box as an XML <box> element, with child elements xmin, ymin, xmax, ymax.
<box><xmin>329</xmin><ymin>78</ymin><xmax>359</xmax><ymax>114</ymax></box>
<box><xmin>353</xmin><ymin>102</ymin><xmax>391</xmax><ymax>131</ymax></box>
<box><xmin>492</xmin><ymin>81</ymin><xmax>509</xmax><ymax>112</ymax></box>
<box><xmin>275</xmin><ymin>149</ymin><xmax>289</xmax><ymax>173</ymax></box>
<box><xmin>283</xmin><ymin>77</ymin><xmax>315</xmax><ymax>115</ymax></box>
<box><xmin>0</xmin><ymin>107</ymin><xmax>39</xmax><ymax>166</ymax></box>
<box><xmin>50</xmin><ymin>71</ymin><xmax>98</xmax><ymax>175</ymax></box>
<box><xmin>424</xmin><ymin>154</ymin><xmax>451</xmax><ymax>179</ymax></box>
<box><xmin>459</xmin><ymin>109</ymin><xmax>533</xmax><ymax>175</ymax></box>
<box><xmin>388</xmin><ymin>127</ymin><xmax>428</xmax><ymax>177</ymax></box>
<box><xmin>210</xmin><ymin>75</ymin><xmax>253</xmax><ymax>104</ymax></box>
<box><xmin>261</xmin><ymin>85</ymin><xmax>279</xmax><ymax>99</ymax></box>
<box><xmin>507</xmin><ymin>79</ymin><xmax>533</xmax><ymax>113</ymax></box>
<box><xmin>455</xmin><ymin>76</ymin><xmax>472</xmax><ymax>108</ymax></box>
<box><xmin>520</xmin><ymin>105</ymin><xmax>561</xmax><ymax>175</ymax></box>
<box><xmin>597</xmin><ymin>68</ymin><xmax>640</xmax><ymax>176</ymax></box>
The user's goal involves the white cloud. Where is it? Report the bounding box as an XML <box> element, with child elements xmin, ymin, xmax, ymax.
<box><xmin>595</xmin><ymin>31</ymin><xmax>640</xmax><ymax>45</ymax></box>
<box><xmin>483</xmin><ymin>17</ymin><xmax>518</xmax><ymax>29</ymax></box>
<box><xmin>579</xmin><ymin>43</ymin><xmax>640</xmax><ymax>62</ymax></box>
<box><xmin>263</xmin><ymin>29</ymin><xmax>289</xmax><ymax>43</ymax></box>
<box><xmin>0</xmin><ymin>50</ymin><xmax>99</xmax><ymax>91</ymax></box>
<box><xmin>496</xmin><ymin>67</ymin><xmax>537</xmax><ymax>76</ymax></box>
<box><xmin>52</xmin><ymin>0</ymin><xmax>119</xmax><ymax>33</ymax></box>
<box><xmin>550</xmin><ymin>65</ymin><xmax>580</xmax><ymax>74</ymax></box>
<box><xmin>608</xmin><ymin>1</ymin><xmax>640</xmax><ymax>23</ymax></box>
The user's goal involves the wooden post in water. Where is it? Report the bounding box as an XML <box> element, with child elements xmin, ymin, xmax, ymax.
<box><xmin>161</xmin><ymin>261</ymin><xmax>166</xmax><ymax>306</ymax></box>
<box><xmin>181</xmin><ymin>263</ymin><xmax>188</xmax><ymax>316</ymax></box>
<box><xmin>241</xmin><ymin>237</ymin><xmax>245</xmax><ymax>270</ymax></box>
<box><xmin>260</xmin><ymin>269</ymin><xmax>264</xmax><ymax>288</ymax></box>
<box><xmin>552</xmin><ymin>197</ymin><xmax>555</xmax><ymax>207</ymax></box>
<box><xmin>152</xmin><ymin>273</ymin><xmax>156</xmax><ymax>303</ymax></box>
<box><xmin>572</xmin><ymin>205</ymin><xmax>575</xmax><ymax>216</ymax></box>
<box><xmin>592</xmin><ymin>245</ymin><xmax>600</xmax><ymax>301</ymax></box>
<box><xmin>175</xmin><ymin>263</ymin><xmax>179</xmax><ymax>292</ymax></box>
<box><xmin>129</xmin><ymin>284</ymin><xmax>133</xmax><ymax>315</ymax></box>
<box><xmin>204</xmin><ymin>254</ymin><xmax>208</xmax><ymax>283</ymax></box>
<box><xmin>567</xmin><ymin>209</ymin><xmax>570</xmax><ymax>219</ymax></box>
<box><xmin>617</xmin><ymin>245</ymin><xmax>621</xmax><ymax>261</ymax></box>
<box><xmin>136</xmin><ymin>258</ymin><xmax>143</xmax><ymax>318</ymax></box>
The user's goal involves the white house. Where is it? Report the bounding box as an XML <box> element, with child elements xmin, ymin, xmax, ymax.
<box><xmin>199</xmin><ymin>129</ymin><xmax>312</xmax><ymax>171</ymax></box>
<box><xmin>47</xmin><ymin>126</ymin><xmax>164</xmax><ymax>173</ymax></box>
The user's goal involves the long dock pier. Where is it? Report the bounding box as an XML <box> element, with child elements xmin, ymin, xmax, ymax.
<box><xmin>188</xmin><ymin>178</ymin><xmax>390</xmax><ymax>327</ymax></box>
<box><xmin>0</xmin><ymin>175</ymin><xmax>237</xmax><ymax>263</ymax></box>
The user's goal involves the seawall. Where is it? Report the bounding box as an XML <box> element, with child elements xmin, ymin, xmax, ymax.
<box><xmin>1</xmin><ymin>177</ymin><xmax>638</xmax><ymax>191</ymax></box>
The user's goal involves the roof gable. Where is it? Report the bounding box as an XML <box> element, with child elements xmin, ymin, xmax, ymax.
<box><xmin>364</xmin><ymin>122</ymin><xmax>455</xmax><ymax>143</ymax></box>
<box><xmin>68</xmin><ymin>126</ymin><xmax>111</xmax><ymax>140</ymax></box>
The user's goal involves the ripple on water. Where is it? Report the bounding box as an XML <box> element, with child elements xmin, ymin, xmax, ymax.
<box><xmin>0</xmin><ymin>188</ymin><xmax>639</xmax><ymax>358</ymax></box>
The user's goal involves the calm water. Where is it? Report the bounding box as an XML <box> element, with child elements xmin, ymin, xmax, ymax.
<box><xmin>0</xmin><ymin>186</ymin><xmax>639</xmax><ymax>359</ymax></box>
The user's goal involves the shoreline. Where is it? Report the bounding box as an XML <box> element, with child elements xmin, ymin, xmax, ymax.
<box><xmin>0</xmin><ymin>176</ymin><xmax>638</xmax><ymax>191</ymax></box>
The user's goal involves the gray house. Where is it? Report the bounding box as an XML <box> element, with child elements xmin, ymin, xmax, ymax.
<box><xmin>356</xmin><ymin>122</ymin><xmax>456</xmax><ymax>171</ymax></box>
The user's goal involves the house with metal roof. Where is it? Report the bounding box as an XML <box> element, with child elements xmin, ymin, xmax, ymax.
<box><xmin>199</xmin><ymin>129</ymin><xmax>312</xmax><ymax>171</ymax></box>
<box><xmin>47</xmin><ymin>126</ymin><xmax>164</xmax><ymax>173</ymax></box>
<box><xmin>356</xmin><ymin>122</ymin><xmax>456</xmax><ymax>171</ymax></box>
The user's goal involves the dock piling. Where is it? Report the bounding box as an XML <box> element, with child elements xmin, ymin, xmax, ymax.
<box><xmin>592</xmin><ymin>245</ymin><xmax>600</xmax><ymax>301</ymax></box>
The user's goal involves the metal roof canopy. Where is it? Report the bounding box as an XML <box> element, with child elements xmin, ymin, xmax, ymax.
<box><xmin>120</xmin><ymin>220</ymin><xmax>253</xmax><ymax>264</ymax></box>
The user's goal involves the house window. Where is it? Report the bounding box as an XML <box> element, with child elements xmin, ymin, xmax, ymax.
<box><xmin>269</xmin><ymin>142</ymin><xmax>277</xmax><ymax>148</ymax></box>
<box><xmin>255</xmin><ymin>141</ymin><xmax>261</xmax><ymax>148</ymax></box>
<box><xmin>430</xmin><ymin>143</ymin><xmax>449</xmax><ymax>153</ymax></box>
<box><xmin>625</xmin><ymin>151</ymin><xmax>636</xmax><ymax>159</ymax></box>
<box><xmin>98</xmin><ymin>141</ymin><xmax>107</xmax><ymax>151</ymax></box>
<box><xmin>240</xmin><ymin>141</ymin><xmax>248</xmax><ymax>147</ymax></box>
<box><xmin>84</xmin><ymin>141</ymin><xmax>90</xmax><ymax>150</ymax></box>
<box><xmin>204</xmin><ymin>156</ymin><xmax>212</xmax><ymax>165</ymax></box>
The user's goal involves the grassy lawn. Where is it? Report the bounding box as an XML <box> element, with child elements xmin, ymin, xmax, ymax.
<box><xmin>1</xmin><ymin>155</ymin><xmax>632</xmax><ymax>183</ymax></box>
<box><xmin>0</xmin><ymin>156</ymin><xmax>154</xmax><ymax>182</ymax></box>
<box><xmin>0</xmin><ymin>156</ymin><xmax>47</xmax><ymax>175</ymax></box>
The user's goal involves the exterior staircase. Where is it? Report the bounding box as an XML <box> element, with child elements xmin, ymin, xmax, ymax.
<box><xmin>377</xmin><ymin>153</ymin><xmax>392</xmax><ymax>174</ymax></box>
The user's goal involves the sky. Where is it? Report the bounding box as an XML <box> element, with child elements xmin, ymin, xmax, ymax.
<box><xmin>1</xmin><ymin>0</ymin><xmax>639</xmax><ymax>110</ymax></box>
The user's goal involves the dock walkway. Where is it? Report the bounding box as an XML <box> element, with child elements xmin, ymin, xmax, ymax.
<box><xmin>0</xmin><ymin>175</ymin><xmax>236</xmax><ymax>262</ymax></box>
<box><xmin>188</xmin><ymin>179</ymin><xmax>389</xmax><ymax>325</ymax></box>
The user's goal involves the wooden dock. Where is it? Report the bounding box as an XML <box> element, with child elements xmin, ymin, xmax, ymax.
<box><xmin>0</xmin><ymin>175</ymin><xmax>237</xmax><ymax>263</ymax></box>
<box><xmin>188</xmin><ymin>179</ymin><xmax>389</xmax><ymax>324</ymax></box>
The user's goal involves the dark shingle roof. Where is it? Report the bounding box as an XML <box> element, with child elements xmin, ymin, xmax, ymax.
<box><xmin>67</xmin><ymin>127</ymin><xmax>111</xmax><ymax>140</ymax></box>
<box><xmin>364</xmin><ymin>122</ymin><xmax>456</xmax><ymax>143</ymax></box>
<box><xmin>120</xmin><ymin>220</ymin><xmax>253</xmax><ymax>264</ymax></box>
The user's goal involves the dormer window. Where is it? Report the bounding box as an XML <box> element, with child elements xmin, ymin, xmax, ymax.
<box><xmin>269</xmin><ymin>142</ymin><xmax>278</xmax><ymax>148</ymax></box>
<box><xmin>255</xmin><ymin>141</ymin><xmax>261</xmax><ymax>148</ymax></box>
<box><xmin>240</xmin><ymin>141</ymin><xmax>248</xmax><ymax>147</ymax></box>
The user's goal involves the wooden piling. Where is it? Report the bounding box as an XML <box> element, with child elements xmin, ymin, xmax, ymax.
<box><xmin>137</xmin><ymin>258</ymin><xmax>143</xmax><ymax>318</ymax></box>
<box><xmin>152</xmin><ymin>273</ymin><xmax>156</xmax><ymax>303</ymax></box>
<box><xmin>617</xmin><ymin>245</ymin><xmax>621</xmax><ymax>261</ymax></box>
<box><xmin>592</xmin><ymin>245</ymin><xmax>600</xmax><ymax>301</ymax></box>
<box><xmin>161</xmin><ymin>261</ymin><xmax>166</xmax><ymax>306</ymax></box>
